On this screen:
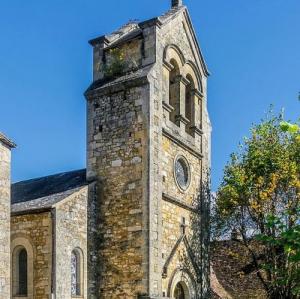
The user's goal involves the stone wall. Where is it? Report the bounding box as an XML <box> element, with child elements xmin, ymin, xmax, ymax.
<box><xmin>161</xmin><ymin>136</ymin><xmax>202</xmax><ymax>294</ymax></box>
<box><xmin>0</xmin><ymin>136</ymin><xmax>13</xmax><ymax>299</ymax></box>
<box><xmin>87</xmin><ymin>84</ymin><xmax>149</xmax><ymax>299</ymax></box>
<box><xmin>11</xmin><ymin>211</ymin><xmax>52</xmax><ymax>299</ymax></box>
<box><xmin>149</xmin><ymin>7</ymin><xmax>211</xmax><ymax>297</ymax></box>
<box><xmin>54</xmin><ymin>187</ymin><xmax>88</xmax><ymax>299</ymax></box>
<box><xmin>86</xmin><ymin>5</ymin><xmax>210</xmax><ymax>298</ymax></box>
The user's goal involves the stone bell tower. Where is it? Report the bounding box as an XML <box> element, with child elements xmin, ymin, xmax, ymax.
<box><xmin>85</xmin><ymin>0</ymin><xmax>211</xmax><ymax>298</ymax></box>
<box><xmin>0</xmin><ymin>133</ymin><xmax>15</xmax><ymax>299</ymax></box>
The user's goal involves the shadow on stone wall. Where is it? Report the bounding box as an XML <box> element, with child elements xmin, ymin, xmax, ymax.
<box><xmin>181</xmin><ymin>169</ymin><xmax>211</xmax><ymax>299</ymax></box>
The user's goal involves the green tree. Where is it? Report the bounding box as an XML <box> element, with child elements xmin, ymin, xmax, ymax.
<box><xmin>213</xmin><ymin>112</ymin><xmax>300</xmax><ymax>299</ymax></box>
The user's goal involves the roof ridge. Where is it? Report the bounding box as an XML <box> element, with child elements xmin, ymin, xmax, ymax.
<box><xmin>12</xmin><ymin>168</ymin><xmax>86</xmax><ymax>185</ymax></box>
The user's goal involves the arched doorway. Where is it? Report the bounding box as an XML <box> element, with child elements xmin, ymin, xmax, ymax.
<box><xmin>174</xmin><ymin>282</ymin><xmax>186</xmax><ymax>299</ymax></box>
<box><xmin>169</xmin><ymin>269</ymin><xmax>195</xmax><ymax>299</ymax></box>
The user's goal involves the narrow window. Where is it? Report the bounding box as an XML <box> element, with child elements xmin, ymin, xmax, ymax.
<box><xmin>185</xmin><ymin>74</ymin><xmax>195</xmax><ymax>134</ymax></box>
<box><xmin>181</xmin><ymin>216</ymin><xmax>186</xmax><ymax>234</ymax></box>
<box><xmin>169</xmin><ymin>59</ymin><xmax>180</xmax><ymax>124</ymax></box>
<box><xmin>71</xmin><ymin>250</ymin><xmax>81</xmax><ymax>296</ymax></box>
<box><xmin>18</xmin><ymin>248</ymin><xmax>28</xmax><ymax>296</ymax></box>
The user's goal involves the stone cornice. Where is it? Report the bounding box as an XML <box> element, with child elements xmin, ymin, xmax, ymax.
<box><xmin>162</xmin><ymin>128</ymin><xmax>203</xmax><ymax>159</ymax></box>
<box><xmin>175</xmin><ymin>114</ymin><xmax>189</xmax><ymax>125</ymax></box>
<box><xmin>190</xmin><ymin>125</ymin><xmax>203</xmax><ymax>136</ymax></box>
<box><xmin>162</xmin><ymin>101</ymin><xmax>174</xmax><ymax>113</ymax></box>
<box><xmin>162</xmin><ymin>193</ymin><xmax>196</xmax><ymax>212</ymax></box>
<box><xmin>174</xmin><ymin>74</ymin><xmax>190</xmax><ymax>86</ymax></box>
<box><xmin>85</xmin><ymin>74</ymin><xmax>149</xmax><ymax>99</ymax></box>
<box><xmin>88</xmin><ymin>35</ymin><xmax>110</xmax><ymax>47</ymax></box>
<box><xmin>139</xmin><ymin>17</ymin><xmax>163</xmax><ymax>29</ymax></box>
<box><xmin>162</xmin><ymin>60</ymin><xmax>174</xmax><ymax>72</ymax></box>
<box><xmin>11</xmin><ymin>207</ymin><xmax>51</xmax><ymax>217</ymax></box>
<box><xmin>191</xmin><ymin>88</ymin><xmax>204</xmax><ymax>99</ymax></box>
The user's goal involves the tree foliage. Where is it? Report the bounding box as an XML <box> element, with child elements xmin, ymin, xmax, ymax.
<box><xmin>213</xmin><ymin>112</ymin><xmax>300</xmax><ymax>298</ymax></box>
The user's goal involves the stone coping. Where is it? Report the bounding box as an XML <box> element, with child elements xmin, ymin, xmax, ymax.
<box><xmin>0</xmin><ymin>132</ymin><xmax>16</xmax><ymax>148</ymax></box>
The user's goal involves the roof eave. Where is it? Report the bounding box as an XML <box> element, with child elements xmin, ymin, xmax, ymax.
<box><xmin>11</xmin><ymin>207</ymin><xmax>52</xmax><ymax>217</ymax></box>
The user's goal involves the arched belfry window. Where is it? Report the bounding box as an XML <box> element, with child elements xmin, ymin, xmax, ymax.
<box><xmin>169</xmin><ymin>59</ymin><xmax>180</xmax><ymax>124</ymax></box>
<box><xmin>71</xmin><ymin>249</ymin><xmax>82</xmax><ymax>297</ymax></box>
<box><xmin>185</xmin><ymin>74</ymin><xmax>195</xmax><ymax>134</ymax></box>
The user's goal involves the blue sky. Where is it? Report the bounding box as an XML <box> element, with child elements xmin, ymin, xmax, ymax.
<box><xmin>0</xmin><ymin>0</ymin><xmax>299</xmax><ymax>190</ymax></box>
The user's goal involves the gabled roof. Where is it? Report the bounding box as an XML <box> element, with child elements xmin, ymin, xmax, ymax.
<box><xmin>11</xmin><ymin>186</ymin><xmax>87</xmax><ymax>215</ymax></box>
<box><xmin>11</xmin><ymin>169</ymin><xmax>87</xmax><ymax>204</ymax></box>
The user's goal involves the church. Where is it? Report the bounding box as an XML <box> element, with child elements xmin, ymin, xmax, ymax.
<box><xmin>0</xmin><ymin>0</ymin><xmax>213</xmax><ymax>298</ymax></box>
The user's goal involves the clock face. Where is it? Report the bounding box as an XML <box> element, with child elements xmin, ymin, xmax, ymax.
<box><xmin>175</xmin><ymin>157</ymin><xmax>190</xmax><ymax>190</ymax></box>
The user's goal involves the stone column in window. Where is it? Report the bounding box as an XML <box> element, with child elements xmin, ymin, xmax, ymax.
<box><xmin>190</xmin><ymin>89</ymin><xmax>204</xmax><ymax>136</ymax></box>
<box><xmin>188</xmin><ymin>89</ymin><xmax>203</xmax><ymax>154</ymax></box>
<box><xmin>185</xmin><ymin>75</ymin><xmax>196</xmax><ymax>135</ymax></box>
<box><xmin>175</xmin><ymin>75</ymin><xmax>190</xmax><ymax>133</ymax></box>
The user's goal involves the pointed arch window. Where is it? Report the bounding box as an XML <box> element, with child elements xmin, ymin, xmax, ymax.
<box><xmin>71</xmin><ymin>249</ymin><xmax>82</xmax><ymax>297</ymax></box>
<box><xmin>169</xmin><ymin>59</ymin><xmax>181</xmax><ymax>125</ymax></box>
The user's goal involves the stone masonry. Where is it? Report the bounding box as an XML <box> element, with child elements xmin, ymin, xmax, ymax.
<box><xmin>86</xmin><ymin>1</ymin><xmax>211</xmax><ymax>298</ymax></box>
<box><xmin>54</xmin><ymin>186</ymin><xmax>88</xmax><ymax>299</ymax></box>
<box><xmin>0</xmin><ymin>2</ymin><xmax>211</xmax><ymax>299</ymax></box>
<box><xmin>86</xmin><ymin>84</ymin><xmax>150</xmax><ymax>298</ymax></box>
<box><xmin>0</xmin><ymin>133</ymin><xmax>15</xmax><ymax>299</ymax></box>
<box><xmin>10</xmin><ymin>180</ymin><xmax>88</xmax><ymax>299</ymax></box>
<box><xmin>11</xmin><ymin>212</ymin><xmax>52</xmax><ymax>299</ymax></box>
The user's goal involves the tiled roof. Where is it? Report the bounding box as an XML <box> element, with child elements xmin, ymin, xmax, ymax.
<box><xmin>211</xmin><ymin>240</ymin><xmax>267</xmax><ymax>299</ymax></box>
<box><xmin>11</xmin><ymin>186</ymin><xmax>86</xmax><ymax>214</ymax></box>
<box><xmin>11</xmin><ymin>169</ymin><xmax>87</xmax><ymax>205</ymax></box>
